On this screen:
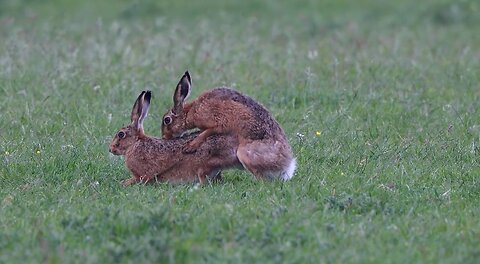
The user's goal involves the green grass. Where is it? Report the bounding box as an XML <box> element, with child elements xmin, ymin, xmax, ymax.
<box><xmin>1</xmin><ymin>0</ymin><xmax>480</xmax><ymax>263</ymax></box>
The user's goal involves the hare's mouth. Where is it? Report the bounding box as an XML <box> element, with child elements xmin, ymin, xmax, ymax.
<box><xmin>177</xmin><ymin>131</ymin><xmax>188</xmax><ymax>138</ymax></box>
<box><xmin>109</xmin><ymin>147</ymin><xmax>121</xmax><ymax>155</ymax></box>
<box><xmin>178</xmin><ymin>129</ymin><xmax>200</xmax><ymax>138</ymax></box>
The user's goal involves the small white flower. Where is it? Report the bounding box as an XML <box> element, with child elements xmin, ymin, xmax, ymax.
<box><xmin>308</xmin><ymin>50</ymin><xmax>318</xmax><ymax>60</ymax></box>
<box><xmin>224</xmin><ymin>203</ymin><xmax>233</xmax><ymax>213</ymax></box>
<box><xmin>61</xmin><ymin>145</ymin><xmax>74</xmax><ymax>150</ymax></box>
<box><xmin>189</xmin><ymin>183</ymin><xmax>200</xmax><ymax>192</ymax></box>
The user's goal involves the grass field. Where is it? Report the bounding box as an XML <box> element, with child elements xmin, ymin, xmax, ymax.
<box><xmin>1</xmin><ymin>0</ymin><xmax>480</xmax><ymax>263</ymax></box>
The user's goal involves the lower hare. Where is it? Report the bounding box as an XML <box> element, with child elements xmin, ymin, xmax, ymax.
<box><xmin>109</xmin><ymin>91</ymin><xmax>242</xmax><ymax>186</ymax></box>
<box><xmin>161</xmin><ymin>72</ymin><xmax>296</xmax><ymax>181</ymax></box>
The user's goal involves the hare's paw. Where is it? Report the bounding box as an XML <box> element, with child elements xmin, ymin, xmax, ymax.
<box><xmin>182</xmin><ymin>141</ymin><xmax>200</xmax><ymax>153</ymax></box>
<box><xmin>139</xmin><ymin>175</ymin><xmax>154</xmax><ymax>184</ymax></box>
<box><xmin>121</xmin><ymin>177</ymin><xmax>138</xmax><ymax>187</ymax></box>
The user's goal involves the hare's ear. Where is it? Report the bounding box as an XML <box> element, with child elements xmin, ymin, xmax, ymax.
<box><xmin>138</xmin><ymin>91</ymin><xmax>151</xmax><ymax>130</ymax></box>
<box><xmin>131</xmin><ymin>91</ymin><xmax>151</xmax><ymax>130</ymax></box>
<box><xmin>131</xmin><ymin>91</ymin><xmax>145</xmax><ymax>125</ymax></box>
<box><xmin>173</xmin><ymin>71</ymin><xmax>191</xmax><ymax>112</ymax></box>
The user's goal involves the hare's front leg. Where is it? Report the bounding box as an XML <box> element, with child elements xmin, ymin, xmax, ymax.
<box><xmin>182</xmin><ymin>128</ymin><xmax>221</xmax><ymax>153</ymax></box>
<box><xmin>121</xmin><ymin>174</ymin><xmax>154</xmax><ymax>187</ymax></box>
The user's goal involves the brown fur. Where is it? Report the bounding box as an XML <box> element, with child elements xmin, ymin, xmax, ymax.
<box><xmin>109</xmin><ymin>91</ymin><xmax>242</xmax><ymax>186</ymax></box>
<box><xmin>161</xmin><ymin>72</ymin><xmax>296</xmax><ymax>180</ymax></box>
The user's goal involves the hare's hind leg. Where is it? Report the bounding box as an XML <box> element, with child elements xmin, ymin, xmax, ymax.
<box><xmin>196</xmin><ymin>156</ymin><xmax>232</xmax><ymax>184</ymax></box>
<box><xmin>236</xmin><ymin>143</ymin><xmax>271</xmax><ymax>180</ymax></box>
<box><xmin>237</xmin><ymin>141</ymin><xmax>294</xmax><ymax>180</ymax></box>
<box><xmin>197</xmin><ymin>173</ymin><xmax>207</xmax><ymax>185</ymax></box>
<box><xmin>196</xmin><ymin>166</ymin><xmax>215</xmax><ymax>185</ymax></box>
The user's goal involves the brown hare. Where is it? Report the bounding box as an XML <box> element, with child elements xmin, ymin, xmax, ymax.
<box><xmin>161</xmin><ymin>72</ymin><xmax>296</xmax><ymax>181</ymax></box>
<box><xmin>109</xmin><ymin>90</ymin><xmax>242</xmax><ymax>186</ymax></box>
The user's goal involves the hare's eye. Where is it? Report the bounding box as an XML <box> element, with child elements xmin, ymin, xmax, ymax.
<box><xmin>163</xmin><ymin>116</ymin><xmax>172</xmax><ymax>125</ymax></box>
<box><xmin>117</xmin><ymin>131</ymin><xmax>126</xmax><ymax>139</ymax></box>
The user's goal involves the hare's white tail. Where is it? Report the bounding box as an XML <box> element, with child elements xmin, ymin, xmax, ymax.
<box><xmin>280</xmin><ymin>158</ymin><xmax>296</xmax><ymax>181</ymax></box>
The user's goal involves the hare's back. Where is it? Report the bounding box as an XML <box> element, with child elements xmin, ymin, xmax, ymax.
<box><xmin>201</xmin><ymin>88</ymin><xmax>285</xmax><ymax>141</ymax></box>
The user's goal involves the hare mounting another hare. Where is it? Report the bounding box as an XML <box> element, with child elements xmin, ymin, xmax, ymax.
<box><xmin>109</xmin><ymin>90</ymin><xmax>242</xmax><ymax>186</ymax></box>
<box><xmin>161</xmin><ymin>72</ymin><xmax>296</xmax><ymax>181</ymax></box>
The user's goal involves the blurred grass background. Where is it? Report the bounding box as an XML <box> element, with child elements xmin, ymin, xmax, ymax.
<box><xmin>1</xmin><ymin>0</ymin><xmax>480</xmax><ymax>263</ymax></box>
